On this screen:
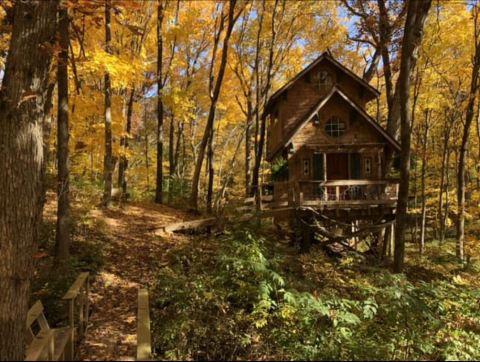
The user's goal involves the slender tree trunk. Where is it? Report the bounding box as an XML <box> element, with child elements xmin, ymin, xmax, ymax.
<box><xmin>144</xmin><ymin>102</ymin><xmax>150</xmax><ymax>192</ymax></box>
<box><xmin>437</xmin><ymin>113</ymin><xmax>450</xmax><ymax>242</ymax></box>
<box><xmin>118</xmin><ymin>88</ymin><xmax>135</xmax><ymax>196</ymax></box>
<box><xmin>457</xmin><ymin>6</ymin><xmax>480</xmax><ymax>261</ymax></box>
<box><xmin>378</xmin><ymin>0</ymin><xmax>394</xmax><ymax>110</ymax></box>
<box><xmin>245</xmin><ymin>111</ymin><xmax>253</xmax><ymax>196</ymax></box>
<box><xmin>419</xmin><ymin>110</ymin><xmax>430</xmax><ymax>255</ymax></box>
<box><xmin>168</xmin><ymin>113</ymin><xmax>175</xmax><ymax>203</ymax></box>
<box><xmin>363</xmin><ymin>48</ymin><xmax>380</xmax><ymax>83</ymax></box>
<box><xmin>394</xmin><ymin>0</ymin><xmax>432</xmax><ymax>273</ymax></box>
<box><xmin>55</xmin><ymin>0</ymin><xmax>71</xmax><ymax>265</ymax></box>
<box><xmin>206</xmin><ymin>126</ymin><xmax>215</xmax><ymax>213</ymax></box>
<box><xmin>155</xmin><ymin>0</ymin><xmax>165</xmax><ymax>204</ymax></box>
<box><xmin>443</xmin><ymin>149</ymin><xmax>451</xmax><ymax>242</ymax></box>
<box><xmin>252</xmin><ymin>0</ymin><xmax>278</xmax><ymax>204</ymax></box>
<box><xmin>174</xmin><ymin>120</ymin><xmax>183</xmax><ymax>176</ymax></box>
<box><xmin>476</xmin><ymin>99</ymin><xmax>480</xmax><ymax>191</ymax></box>
<box><xmin>0</xmin><ymin>2</ymin><xmax>58</xmax><ymax>359</ymax></box>
<box><xmin>102</xmin><ymin>0</ymin><xmax>113</xmax><ymax>207</ymax></box>
<box><xmin>169</xmin><ymin>113</ymin><xmax>175</xmax><ymax>176</ymax></box>
<box><xmin>216</xmin><ymin>130</ymin><xmax>244</xmax><ymax>213</ymax></box>
<box><xmin>190</xmin><ymin>0</ymin><xmax>241</xmax><ymax>210</ymax></box>
<box><xmin>412</xmin><ymin>151</ymin><xmax>418</xmax><ymax>245</ymax></box>
<box><xmin>42</xmin><ymin>82</ymin><xmax>55</xmax><ymax>206</ymax></box>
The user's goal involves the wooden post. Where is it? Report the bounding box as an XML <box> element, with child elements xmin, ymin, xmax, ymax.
<box><xmin>85</xmin><ymin>275</ymin><xmax>90</xmax><ymax>330</ymax></box>
<box><xmin>79</xmin><ymin>289</ymin><xmax>85</xmax><ymax>338</ymax></box>
<box><xmin>389</xmin><ymin>222</ymin><xmax>395</xmax><ymax>257</ymax></box>
<box><xmin>336</xmin><ymin>186</ymin><xmax>340</xmax><ymax>201</ymax></box>
<box><xmin>323</xmin><ymin>153</ymin><xmax>327</xmax><ymax>180</ymax></box>
<box><xmin>287</xmin><ymin>185</ymin><xmax>293</xmax><ymax>207</ymax></box>
<box><xmin>68</xmin><ymin>299</ymin><xmax>74</xmax><ymax>360</ymax></box>
<box><xmin>137</xmin><ymin>289</ymin><xmax>152</xmax><ymax>361</ymax></box>
<box><xmin>377</xmin><ymin>150</ymin><xmax>382</xmax><ymax>179</ymax></box>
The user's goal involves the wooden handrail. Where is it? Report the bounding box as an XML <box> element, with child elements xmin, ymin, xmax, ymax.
<box><xmin>25</xmin><ymin>329</ymin><xmax>55</xmax><ymax>361</ymax></box>
<box><xmin>137</xmin><ymin>289</ymin><xmax>152</xmax><ymax>361</ymax></box>
<box><xmin>63</xmin><ymin>272</ymin><xmax>89</xmax><ymax>300</ymax></box>
<box><xmin>297</xmin><ymin>179</ymin><xmax>399</xmax><ymax>186</ymax></box>
<box><xmin>25</xmin><ymin>300</ymin><xmax>73</xmax><ymax>361</ymax></box>
<box><xmin>62</xmin><ymin>271</ymin><xmax>90</xmax><ymax>359</ymax></box>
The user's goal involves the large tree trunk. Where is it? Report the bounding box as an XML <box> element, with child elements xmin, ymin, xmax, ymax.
<box><xmin>55</xmin><ymin>0</ymin><xmax>71</xmax><ymax>266</ymax></box>
<box><xmin>394</xmin><ymin>0</ymin><xmax>432</xmax><ymax>273</ymax></box>
<box><xmin>0</xmin><ymin>1</ymin><xmax>58</xmax><ymax>359</ymax></box>
<box><xmin>190</xmin><ymin>0</ymin><xmax>241</xmax><ymax>210</ymax></box>
<box><xmin>155</xmin><ymin>0</ymin><xmax>165</xmax><ymax>204</ymax></box>
<box><xmin>457</xmin><ymin>6</ymin><xmax>480</xmax><ymax>261</ymax></box>
<box><xmin>102</xmin><ymin>0</ymin><xmax>114</xmax><ymax>207</ymax></box>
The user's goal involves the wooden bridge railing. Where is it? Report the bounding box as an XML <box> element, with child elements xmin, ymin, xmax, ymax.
<box><xmin>62</xmin><ymin>271</ymin><xmax>90</xmax><ymax>350</ymax></box>
<box><xmin>25</xmin><ymin>301</ymin><xmax>73</xmax><ymax>361</ymax></box>
<box><xmin>25</xmin><ymin>272</ymin><xmax>90</xmax><ymax>361</ymax></box>
<box><xmin>137</xmin><ymin>288</ymin><xmax>152</xmax><ymax>361</ymax></box>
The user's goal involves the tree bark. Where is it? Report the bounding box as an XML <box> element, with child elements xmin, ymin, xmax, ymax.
<box><xmin>251</xmin><ymin>0</ymin><xmax>279</xmax><ymax>204</ymax></box>
<box><xmin>457</xmin><ymin>6</ymin><xmax>480</xmax><ymax>261</ymax></box>
<box><xmin>169</xmin><ymin>112</ymin><xmax>175</xmax><ymax>177</ymax></box>
<box><xmin>394</xmin><ymin>0</ymin><xmax>432</xmax><ymax>273</ymax></box>
<box><xmin>0</xmin><ymin>1</ymin><xmax>58</xmax><ymax>359</ymax></box>
<box><xmin>168</xmin><ymin>112</ymin><xmax>175</xmax><ymax>203</ymax></box>
<box><xmin>419</xmin><ymin>109</ymin><xmax>431</xmax><ymax>255</ymax></box>
<box><xmin>55</xmin><ymin>0</ymin><xmax>71</xmax><ymax>266</ymax></box>
<box><xmin>118</xmin><ymin>88</ymin><xmax>135</xmax><ymax>196</ymax></box>
<box><xmin>206</xmin><ymin>125</ymin><xmax>215</xmax><ymax>213</ymax></box>
<box><xmin>437</xmin><ymin>110</ymin><xmax>452</xmax><ymax>243</ymax></box>
<box><xmin>102</xmin><ymin>0</ymin><xmax>114</xmax><ymax>207</ymax></box>
<box><xmin>155</xmin><ymin>0</ymin><xmax>165</xmax><ymax>204</ymax></box>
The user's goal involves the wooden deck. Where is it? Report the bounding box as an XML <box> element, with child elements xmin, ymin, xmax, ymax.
<box><xmin>268</xmin><ymin>179</ymin><xmax>399</xmax><ymax>210</ymax></box>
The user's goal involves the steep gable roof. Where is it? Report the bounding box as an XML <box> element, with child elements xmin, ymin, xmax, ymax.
<box><xmin>263</xmin><ymin>52</ymin><xmax>380</xmax><ymax>118</ymax></box>
<box><xmin>267</xmin><ymin>87</ymin><xmax>400</xmax><ymax>161</ymax></box>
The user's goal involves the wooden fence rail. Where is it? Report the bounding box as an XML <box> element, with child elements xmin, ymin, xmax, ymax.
<box><xmin>137</xmin><ymin>288</ymin><xmax>152</xmax><ymax>361</ymax></box>
<box><xmin>25</xmin><ymin>272</ymin><xmax>90</xmax><ymax>361</ymax></box>
<box><xmin>62</xmin><ymin>271</ymin><xmax>90</xmax><ymax>346</ymax></box>
<box><xmin>25</xmin><ymin>300</ymin><xmax>73</xmax><ymax>361</ymax></box>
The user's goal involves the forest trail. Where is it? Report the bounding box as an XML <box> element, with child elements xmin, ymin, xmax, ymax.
<box><xmin>76</xmin><ymin>201</ymin><xmax>193</xmax><ymax>361</ymax></box>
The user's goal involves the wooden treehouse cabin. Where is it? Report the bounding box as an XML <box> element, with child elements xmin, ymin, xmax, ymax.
<box><xmin>263</xmin><ymin>52</ymin><xmax>400</xmax><ymax>248</ymax></box>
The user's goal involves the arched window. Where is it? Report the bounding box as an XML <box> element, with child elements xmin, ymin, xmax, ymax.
<box><xmin>325</xmin><ymin>117</ymin><xmax>346</xmax><ymax>138</ymax></box>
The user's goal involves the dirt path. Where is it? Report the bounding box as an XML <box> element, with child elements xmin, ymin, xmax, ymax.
<box><xmin>77</xmin><ymin>202</ymin><xmax>192</xmax><ymax>361</ymax></box>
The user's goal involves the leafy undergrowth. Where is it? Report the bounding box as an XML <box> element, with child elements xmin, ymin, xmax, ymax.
<box><xmin>151</xmin><ymin>224</ymin><xmax>480</xmax><ymax>361</ymax></box>
<box><xmin>31</xmin><ymin>184</ymin><xmax>106</xmax><ymax>327</ymax></box>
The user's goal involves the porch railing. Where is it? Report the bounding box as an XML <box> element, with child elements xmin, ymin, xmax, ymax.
<box><xmin>272</xmin><ymin>179</ymin><xmax>399</xmax><ymax>207</ymax></box>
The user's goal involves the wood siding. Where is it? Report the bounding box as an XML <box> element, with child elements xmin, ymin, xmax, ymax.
<box><xmin>267</xmin><ymin>59</ymin><xmax>369</xmax><ymax>158</ymax></box>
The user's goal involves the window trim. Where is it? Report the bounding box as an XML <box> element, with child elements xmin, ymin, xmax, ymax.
<box><xmin>325</xmin><ymin>116</ymin><xmax>346</xmax><ymax>138</ymax></box>
<box><xmin>303</xmin><ymin>158</ymin><xmax>310</xmax><ymax>176</ymax></box>
<box><xmin>364</xmin><ymin>156</ymin><xmax>372</xmax><ymax>176</ymax></box>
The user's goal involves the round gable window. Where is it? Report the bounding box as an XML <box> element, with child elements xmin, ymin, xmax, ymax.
<box><xmin>325</xmin><ymin>117</ymin><xmax>346</xmax><ymax>138</ymax></box>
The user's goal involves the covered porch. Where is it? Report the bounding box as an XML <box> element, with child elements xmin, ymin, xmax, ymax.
<box><xmin>271</xmin><ymin>179</ymin><xmax>399</xmax><ymax>209</ymax></box>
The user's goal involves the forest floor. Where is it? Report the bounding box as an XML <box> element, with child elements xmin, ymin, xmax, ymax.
<box><xmin>33</xmin><ymin>186</ymin><xmax>480</xmax><ymax>360</ymax></box>
<box><xmin>36</xmin><ymin>189</ymin><xmax>197</xmax><ymax>361</ymax></box>
<box><xmin>76</xmin><ymin>202</ymin><xmax>194</xmax><ymax>361</ymax></box>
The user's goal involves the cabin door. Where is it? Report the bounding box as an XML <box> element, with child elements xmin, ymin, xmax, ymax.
<box><xmin>326</xmin><ymin>153</ymin><xmax>349</xmax><ymax>180</ymax></box>
<box><xmin>326</xmin><ymin>153</ymin><xmax>349</xmax><ymax>200</ymax></box>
